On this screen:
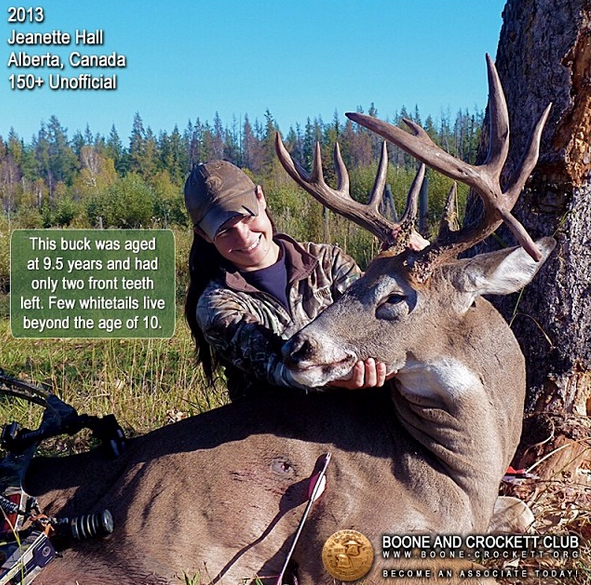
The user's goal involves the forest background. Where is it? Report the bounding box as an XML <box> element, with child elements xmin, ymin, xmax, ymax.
<box><xmin>0</xmin><ymin>105</ymin><xmax>482</xmax><ymax>436</ymax></box>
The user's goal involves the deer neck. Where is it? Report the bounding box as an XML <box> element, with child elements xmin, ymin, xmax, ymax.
<box><xmin>391</xmin><ymin>357</ymin><xmax>504</xmax><ymax>523</ymax></box>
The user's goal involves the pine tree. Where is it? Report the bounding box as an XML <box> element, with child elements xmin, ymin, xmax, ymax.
<box><xmin>129</xmin><ymin>112</ymin><xmax>147</xmax><ymax>174</ymax></box>
<box><xmin>106</xmin><ymin>125</ymin><xmax>127</xmax><ymax>175</ymax></box>
<box><xmin>159</xmin><ymin>125</ymin><xmax>188</xmax><ymax>185</ymax></box>
<box><xmin>45</xmin><ymin>115</ymin><xmax>78</xmax><ymax>190</ymax></box>
<box><xmin>223</xmin><ymin>116</ymin><xmax>242</xmax><ymax>166</ymax></box>
<box><xmin>184</xmin><ymin>119</ymin><xmax>203</xmax><ymax>168</ymax></box>
<box><xmin>242</xmin><ymin>114</ymin><xmax>263</xmax><ymax>173</ymax></box>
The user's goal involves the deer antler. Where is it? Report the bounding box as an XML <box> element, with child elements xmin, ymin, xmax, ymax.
<box><xmin>346</xmin><ymin>54</ymin><xmax>551</xmax><ymax>270</ymax></box>
<box><xmin>275</xmin><ymin>132</ymin><xmax>424</xmax><ymax>251</ymax></box>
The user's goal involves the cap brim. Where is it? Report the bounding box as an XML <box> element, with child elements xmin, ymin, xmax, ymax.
<box><xmin>198</xmin><ymin>192</ymin><xmax>259</xmax><ymax>240</ymax></box>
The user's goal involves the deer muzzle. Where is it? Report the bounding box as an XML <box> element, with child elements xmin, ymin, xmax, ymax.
<box><xmin>283</xmin><ymin>332</ymin><xmax>357</xmax><ymax>387</ymax></box>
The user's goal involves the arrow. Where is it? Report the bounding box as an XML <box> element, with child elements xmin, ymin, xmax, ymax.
<box><xmin>275</xmin><ymin>453</ymin><xmax>331</xmax><ymax>585</ymax></box>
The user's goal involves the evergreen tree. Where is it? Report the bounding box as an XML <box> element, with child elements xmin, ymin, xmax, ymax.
<box><xmin>143</xmin><ymin>127</ymin><xmax>158</xmax><ymax>178</ymax></box>
<box><xmin>7</xmin><ymin>129</ymin><xmax>23</xmax><ymax>166</ymax></box>
<box><xmin>413</xmin><ymin>104</ymin><xmax>422</xmax><ymax>126</ymax></box>
<box><xmin>0</xmin><ymin>137</ymin><xmax>21</xmax><ymax>216</ymax></box>
<box><xmin>260</xmin><ymin>109</ymin><xmax>279</xmax><ymax>177</ymax></box>
<box><xmin>242</xmin><ymin>114</ymin><xmax>263</xmax><ymax>172</ymax></box>
<box><xmin>184</xmin><ymin>119</ymin><xmax>203</xmax><ymax>168</ymax></box>
<box><xmin>423</xmin><ymin>115</ymin><xmax>437</xmax><ymax>142</ymax></box>
<box><xmin>44</xmin><ymin>115</ymin><xmax>78</xmax><ymax>192</ymax></box>
<box><xmin>159</xmin><ymin>125</ymin><xmax>188</xmax><ymax>185</ymax></box>
<box><xmin>32</xmin><ymin>123</ymin><xmax>52</xmax><ymax>200</ymax></box>
<box><xmin>223</xmin><ymin>116</ymin><xmax>242</xmax><ymax>166</ymax></box>
<box><xmin>71</xmin><ymin>130</ymin><xmax>85</xmax><ymax>159</ymax></box>
<box><xmin>283</xmin><ymin>124</ymin><xmax>303</xmax><ymax>163</ymax></box>
<box><xmin>106</xmin><ymin>125</ymin><xmax>127</xmax><ymax>175</ymax></box>
<box><xmin>129</xmin><ymin>112</ymin><xmax>147</xmax><ymax>174</ymax></box>
<box><xmin>211</xmin><ymin>112</ymin><xmax>225</xmax><ymax>160</ymax></box>
<box><xmin>83</xmin><ymin>124</ymin><xmax>94</xmax><ymax>146</ymax></box>
<box><xmin>301</xmin><ymin>117</ymin><xmax>316</xmax><ymax>172</ymax></box>
<box><xmin>200</xmin><ymin>122</ymin><xmax>216</xmax><ymax>163</ymax></box>
<box><xmin>129</xmin><ymin>114</ymin><xmax>158</xmax><ymax>178</ymax></box>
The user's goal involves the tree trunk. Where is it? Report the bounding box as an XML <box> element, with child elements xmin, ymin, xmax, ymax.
<box><xmin>467</xmin><ymin>0</ymin><xmax>591</xmax><ymax>496</ymax></box>
<box><xmin>473</xmin><ymin>0</ymin><xmax>591</xmax><ymax>415</ymax></box>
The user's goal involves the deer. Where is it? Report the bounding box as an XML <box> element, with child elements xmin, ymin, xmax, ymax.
<box><xmin>21</xmin><ymin>55</ymin><xmax>554</xmax><ymax>585</ymax></box>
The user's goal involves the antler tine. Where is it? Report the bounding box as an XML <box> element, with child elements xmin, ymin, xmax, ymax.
<box><xmin>398</xmin><ymin>163</ymin><xmax>425</xmax><ymax>226</ymax></box>
<box><xmin>484</xmin><ymin>53</ymin><xmax>510</xmax><ymax>175</ymax></box>
<box><xmin>439</xmin><ymin>182</ymin><xmax>460</xmax><ymax>239</ymax></box>
<box><xmin>492</xmin><ymin>102</ymin><xmax>552</xmax><ymax>261</ymax></box>
<box><xmin>346</xmin><ymin>55</ymin><xmax>551</xmax><ymax>269</ymax></box>
<box><xmin>366</xmin><ymin>141</ymin><xmax>389</xmax><ymax>212</ymax></box>
<box><xmin>275</xmin><ymin>131</ymin><xmax>409</xmax><ymax>247</ymax></box>
<box><xmin>310</xmin><ymin>141</ymin><xmax>327</xmax><ymax>185</ymax></box>
<box><xmin>332</xmin><ymin>141</ymin><xmax>350</xmax><ymax>196</ymax></box>
<box><xmin>507</xmin><ymin>103</ymin><xmax>552</xmax><ymax>199</ymax></box>
<box><xmin>275</xmin><ymin>131</ymin><xmax>313</xmax><ymax>184</ymax></box>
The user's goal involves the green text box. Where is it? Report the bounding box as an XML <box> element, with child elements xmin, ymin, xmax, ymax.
<box><xmin>10</xmin><ymin>229</ymin><xmax>176</xmax><ymax>339</ymax></box>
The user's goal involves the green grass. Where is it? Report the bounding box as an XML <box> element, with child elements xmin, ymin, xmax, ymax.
<box><xmin>0</xmin><ymin>294</ymin><xmax>227</xmax><ymax>451</ymax></box>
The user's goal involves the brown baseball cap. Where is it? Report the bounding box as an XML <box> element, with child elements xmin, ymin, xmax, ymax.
<box><xmin>184</xmin><ymin>160</ymin><xmax>259</xmax><ymax>240</ymax></box>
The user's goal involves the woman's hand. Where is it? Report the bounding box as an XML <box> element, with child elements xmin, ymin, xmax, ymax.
<box><xmin>327</xmin><ymin>358</ymin><xmax>397</xmax><ymax>390</ymax></box>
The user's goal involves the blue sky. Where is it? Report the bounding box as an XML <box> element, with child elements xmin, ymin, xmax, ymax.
<box><xmin>2</xmin><ymin>0</ymin><xmax>507</xmax><ymax>142</ymax></box>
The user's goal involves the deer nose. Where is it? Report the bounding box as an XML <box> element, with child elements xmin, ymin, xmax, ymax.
<box><xmin>283</xmin><ymin>334</ymin><xmax>319</xmax><ymax>367</ymax></box>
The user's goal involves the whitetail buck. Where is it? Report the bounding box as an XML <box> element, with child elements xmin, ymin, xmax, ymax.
<box><xmin>25</xmin><ymin>56</ymin><xmax>554</xmax><ymax>585</ymax></box>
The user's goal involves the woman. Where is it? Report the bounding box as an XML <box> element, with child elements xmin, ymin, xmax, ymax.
<box><xmin>184</xmin><ymin>160</ymin><xmax>393</xmax><ymax>400</ymax></box>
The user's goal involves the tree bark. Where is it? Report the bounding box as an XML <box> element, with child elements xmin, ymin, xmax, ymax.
<box><xmin>466</xmin><ymin>1</ymin><xmax>591</xmax><ymax>532</ymax></box>
<box><xmin>472</xmin><ymin>0</ymin><xmax>591</xmax><ymax>417</ymax></box>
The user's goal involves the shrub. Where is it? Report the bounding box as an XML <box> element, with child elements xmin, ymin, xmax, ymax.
<box><xmin>87</xmin><ymin>174</ymin><xmax>156</xmax><ymax>228</ymax></box>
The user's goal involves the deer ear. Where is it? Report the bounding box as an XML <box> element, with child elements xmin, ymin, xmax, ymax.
<box><xmin>453</xmin><ymin>237</ymin><xmax>556</xmax><ymax>298</ymax></box>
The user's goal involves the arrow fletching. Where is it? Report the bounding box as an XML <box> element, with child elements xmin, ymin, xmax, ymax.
<box><xmin>307</xmin><ymin>452</ymin><xmax>331</xmax><ymax>502</ymax></box>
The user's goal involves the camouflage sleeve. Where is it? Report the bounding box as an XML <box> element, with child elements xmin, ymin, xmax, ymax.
<box><xmin>196</xmin><ymin>290</ymin><xmax>307</xmax><ymax>389</ymax></box>
<box><xmin>197</xmin><ymin>244</ymin><xmax>360</xmax><ymax>390</ymax></box>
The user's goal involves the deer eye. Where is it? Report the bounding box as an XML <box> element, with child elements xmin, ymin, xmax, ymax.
<box><xmin>376</xmin><ymin>293</ymin><xmax>409</xmax><ymax>320</ymax></box>
<box><xmin>384</xmin><ymin>294</ymin><xmax>405</xmax><ymax>305</ymax></box>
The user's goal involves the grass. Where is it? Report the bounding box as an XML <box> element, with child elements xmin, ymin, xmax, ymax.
<box><xmin>0</xmin><ymin>294</ymin><xmax>227</xmax><ymax>451</ymax></box>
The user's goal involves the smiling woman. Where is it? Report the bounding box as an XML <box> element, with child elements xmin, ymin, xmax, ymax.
<box><xmin>185</xmin><ymin>161</ymin><xmax>281</xmax><ymax>274</ymax></box>
<box><xmin>183</xmin><ymin>160</ymin><xmax>393</xmax><ymax>401</ymax></box>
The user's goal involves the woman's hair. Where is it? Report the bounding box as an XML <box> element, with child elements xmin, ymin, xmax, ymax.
<box><xmin>184</xmin><ymin>232</ymin><xmax>225</xmax><ymax>384</ymax></box>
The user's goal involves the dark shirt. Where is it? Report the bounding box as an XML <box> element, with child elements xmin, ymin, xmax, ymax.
<box><xmin>239</xmin><ymin>242</ymin><xmax>289</xmax><ymax>310</ymax></box>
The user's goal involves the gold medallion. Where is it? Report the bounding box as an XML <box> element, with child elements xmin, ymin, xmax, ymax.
<box><xmin>322</xmin><ymin>529</ymin><xmax>374</xmax><ymax>581</ymax></box>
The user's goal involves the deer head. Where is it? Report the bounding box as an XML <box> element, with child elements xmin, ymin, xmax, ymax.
<box><xmin>277</xmin><ymin>55</ymin><xmax>555</xmax><ymax>390</ymax></box>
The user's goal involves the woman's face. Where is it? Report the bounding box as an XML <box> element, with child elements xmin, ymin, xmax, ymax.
<box><xmin>205</xmin><ymin>190</ymin><xmax>279</xmax><ymax>272</ymax></box>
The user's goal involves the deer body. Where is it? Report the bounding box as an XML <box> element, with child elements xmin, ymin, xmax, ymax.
<box><xmin>25</xmin><ymin>388</ymin><xmax>480</xmax><ymax>585</ymax></box>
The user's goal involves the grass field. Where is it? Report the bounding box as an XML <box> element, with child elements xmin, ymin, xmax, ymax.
<box><xmin>0</xmin><ymin>293</ymin><xmax>227</xmax><ymax>451</ymax></box>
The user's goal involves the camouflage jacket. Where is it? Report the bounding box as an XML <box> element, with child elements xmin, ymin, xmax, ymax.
<box><xmin>196</xmin><ymin>233</ymin><xmax>361</xmax><ymax>399</ymax></box>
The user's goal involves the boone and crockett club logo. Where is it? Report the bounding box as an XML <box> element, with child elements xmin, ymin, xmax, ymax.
<box><xmin>322</xmin><ymin>529</ymin><xmax>374</xmax><ymax>581</ymax></box>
